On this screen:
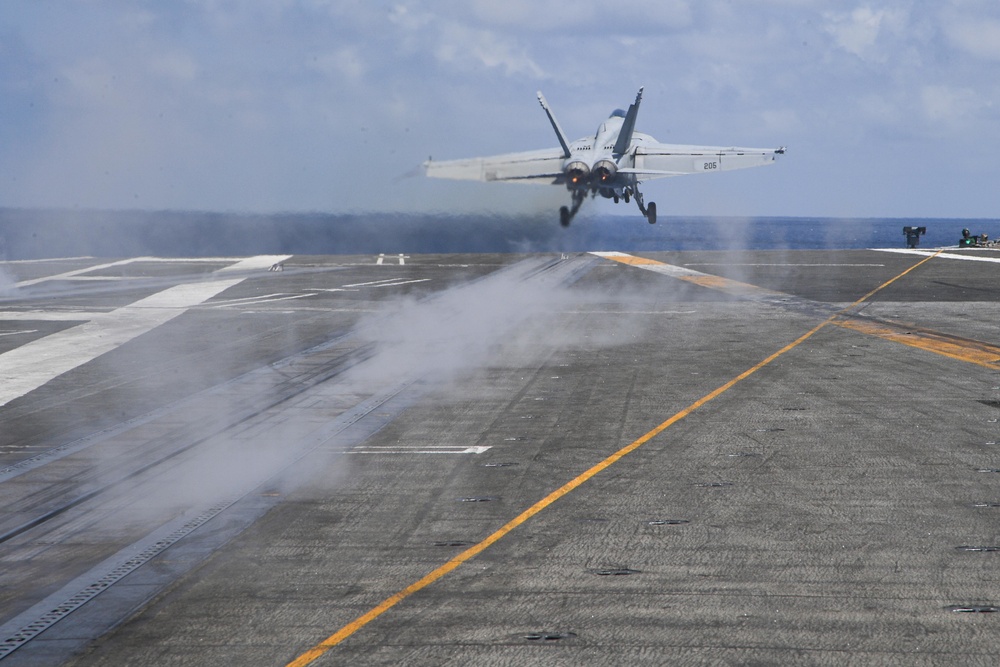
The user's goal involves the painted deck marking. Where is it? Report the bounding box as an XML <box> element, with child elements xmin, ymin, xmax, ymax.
<box><xmin>285</xmin><ymin>252</ymin><xmax>942</xmax><ymax>667</ymax></box>
<box><xmin>684</xmin><ymin>263</ymin><xmax>886</xmax><ymax>267</ymax></box>
<box><xmin>341</xmin><ymin>278</ymin><xmax>431</xmax><ymax>288</ymax></box>
<box><xmin>874</xmin><ymin>248</ymin><xmax>1000</xmax><ymax>264</ymax></box>
<box><xmin>591</xmin><ymin>251</ymin><xmax>785</xmax><ymax>298</ymax></box>
<box><xmin>376</xmin><ymin>254</ymin><xmax>409</xmax><ymax>265</ymax></box>
<box><xmin>10</xmin><ymin>255</ymin><xmax>283</xmax><ymax>288</ymax></box>
<box><xmin>0</xmin><ymin>312</ymin><xmax>103</xmax><ymax>321</ymax></box>
<box><xmin>592</xmin><ymin>251</ymin><xmax>1000</xmax><ymax>369</ymax></box>
<box><xmin>370</xmin><ymin>279</ymin><xmax>431</xmax><ymax>288</ymax></box>
<box><xmin>214</xmin><ymin>255</ymin><xmax>292</xmax><ymax>273</ymax></box>
<box><xmin>345</xmin><ymin>445</ymin><xmax>492</xmax><ymax>455</ymax></box>
<box><xmin>833</xmin><ymin>318</ymin><xmax>1000</xmax><ymax>369</ymax></box>
<box><xmin>207</xmin><ymin>293</ymin><xmax>317</xmax><ymax>308</ymax></box>
<box><xmin>318</xmin><ymin>278</ymin><xmax>432</xmax><ymax>293</ymax></box>
<box><xmin>0</xmin><ymin>279</ymin><xmax>241</xmax><ymax>407</ymax></box>
<box><xmin>0</xmin><ymin>255</ymin><xmax>291</xmax><ymax>407</ymax></box>
<box><xmin>14</xmin><ymin>258</ymin><xmax>145</xmax><ymax>288</ymax></box>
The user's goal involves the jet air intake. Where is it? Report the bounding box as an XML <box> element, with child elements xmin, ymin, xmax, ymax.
<box><xmin>563</xmin><ymin>159</ymin><xmax>590</xmax><ymax>185</ymax></box>
<box><xmin>593</xmin><ymin>159</ymin><xmax>618</xmax><ymax>184</ymax></box>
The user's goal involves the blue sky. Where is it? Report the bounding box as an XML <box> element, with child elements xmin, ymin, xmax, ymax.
<box><xmin>2</xmin><ymin>1</ymin><xmax>999</xmax><ymax>219</ymax></box>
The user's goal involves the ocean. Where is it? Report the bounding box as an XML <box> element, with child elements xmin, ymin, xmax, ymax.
<box><xmin>0</xmin><ymin>209</ymin><xmax>994</xmax><ymax>259</ymax></box>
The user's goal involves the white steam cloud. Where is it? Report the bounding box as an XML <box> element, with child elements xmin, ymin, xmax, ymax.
<box><xmin>87</xmin><ymin>255</ymin><xmax>619</xmax><ymax>527</ymax></box>
<box><xmin>343</xmin><ymin>256</ymin><xmax>591</xmax><ymax>392</ymax></box>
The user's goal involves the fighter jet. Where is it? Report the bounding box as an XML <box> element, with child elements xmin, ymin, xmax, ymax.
<box><xmin>424</xmin><ymin>87</ymin><xmax>785</xmax><ymax>226</ymax></box>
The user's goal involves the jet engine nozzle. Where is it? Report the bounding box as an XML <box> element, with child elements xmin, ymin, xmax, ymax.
<box><xmin>592</xmin><ymin>159</ymin><xmax>618</xmax><ymax>184</ymax></box>
<box><xmin>563</xmin><ymin>159</ymin><xmax>590</xmax><ymax>185</ymax></box>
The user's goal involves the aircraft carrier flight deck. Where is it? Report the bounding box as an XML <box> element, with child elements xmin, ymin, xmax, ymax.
<box><xmin>2</xmin><ymin>246</ymin><xmax>1000</xmax><ymax>665</ymax></box>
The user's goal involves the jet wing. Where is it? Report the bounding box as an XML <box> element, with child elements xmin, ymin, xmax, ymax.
<box><xmin>627</xmin><ymin>143</ymin><xmax>784</xmax><ymax>181</ymax></box>
<box><xmin>424</xmin><ymin>148</ymin><xmax>566</xmax><ymax>185</ymax></box>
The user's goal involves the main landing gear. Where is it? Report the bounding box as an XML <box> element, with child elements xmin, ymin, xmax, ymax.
<box><xmin>559</xmin><ymin>189</ymin><xmax>587</xmax><ymax>227</ymax></box>
<box><xmin>630</xmin><ymin>187</ymin><xmax>656</xmax><ymax>224</ymax></box>
<box><xmin>558</xmin><ymin>186</ymin><xmax>656</xmax><ymax>226</ymax></box>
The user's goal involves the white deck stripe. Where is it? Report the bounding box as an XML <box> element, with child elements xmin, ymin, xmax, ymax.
<box><xmin>215</xmin><ymin>255</ymin><xmax>290</xmax><ymax>273</ymax></box>
<box><xmin>0</xmin><ymin>255</ymin><xmax>291</xmax><ymax>407</ymax></box>
<box><xmin>1</xmin><ymin>256</ymin><xmax>93</xmax><ymax>264</ymax></box>
<box><xmin>11</xmin><ymin>255</ymin><xmax>290</xmax><ymax>288</ymax></box>
<box><xmin>0</xmin><ymin>279</ymin><xmax>241</xmax><ymax>407</ymax></box>
<box><xmin>872</xmin><ymin>248</ymin><xmax>1000</xmax><ymax>264</ymax></box>
<box><xmin>0</xmin><ymin>312</ymin><xmax>104</xmax><ymax>321</ymax></box>
<box><xmin>14</xmin><ymin>258</ymin><xmax>145</xmax><ymax>288</ymax></box>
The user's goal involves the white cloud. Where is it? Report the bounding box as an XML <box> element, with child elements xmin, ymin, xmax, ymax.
<box><xmin>921</xmin><ymin>84</ymin><xmax>985</xmax><ymax>125</ymax></box>
<box><xmin>463</xmin><ymin>0</ymin><xmax>692</xmax><ymax>32</ymax></box>
<box><xmin>466</xmin><ymin>0</ymin><xmax>596</xmax><ymax>30</ymax></box>
<box><xmin>4</xmin><ymin>1</ymin><xmax>1000</xmax><ymax>217</ymax></box>
<box><xmin>388</xmin><ymin>4</ymin><xmax>432</xmax><ymax>31</ymax></box>
<box><xmin>822</xmin><ymin>7</ymin><xmax>907</xmax><ymax>60</ymax></box>
<box><xmin>435</xmin><ymin>23</ymin><xmax>544</xmax><ymax>78</ymax></box>
<box><xmin>385</xmin><ymin>4</ymin><xmax>545</xmax><ymax>78</ymax></box>
<box><xmin>942</xmin><ymin>15</ymin><xmax>1000</xmax><ymax>60</ymax></box>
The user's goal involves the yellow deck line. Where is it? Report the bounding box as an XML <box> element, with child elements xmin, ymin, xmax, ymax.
<box><xmin>592</xmin><ymin>250</ymin><xmax>783</xmax><ymax>297</ymax></box>
<box><xmin>679</xmin><ymin>273</ymin><xmax>781</xmax><ymax>296</ymax></box>
<box><xmin>594</xmin><ymin>251</ymin><xmax>1000</xmax><ymax>370</ymax></box>
<box><xmin>604</xmin><ymin>254</ymin><xmax>663</xmax><ymax>266</ymax></box>
<box><xmin>833</xmin><ymin>318</ymin><xmax>1000</xmax><ymax>369</ymax></box>
<box><xmin>285</xmin><ymin>251</ymin><xmax>941</xmax><ymax>666</ymax></box>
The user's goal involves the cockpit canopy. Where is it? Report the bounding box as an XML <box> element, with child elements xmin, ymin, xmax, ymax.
<box><xmin>596</xmin><ymin>109</ymin><xmax>628</xmax><ymax>139</ymax></box>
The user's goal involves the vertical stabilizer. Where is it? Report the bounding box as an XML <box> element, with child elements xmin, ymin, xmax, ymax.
<box><xmin>613</xmin><ymin>87</ymin><xmax>644</xmax><ymax>157</ymax></box>
<box><xmin>537</xmin><ymin>92</ymin><xmax>571</xmax><ymax>159</ymax></box>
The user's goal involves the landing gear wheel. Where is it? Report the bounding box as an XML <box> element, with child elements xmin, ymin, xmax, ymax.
<box><xmin>633</xmin><ymin>186</ymin><xmax>653</xmax><ymax>224</ymax></box>
<box><xmin>560</xmin><ymin>206</ymin><xmax>571</xmax><ymax>227</ymax></box>
<box><xmin>624</xmin><ymin>189</ymin><xmax>631</xmax><ymax>203</ymax></box>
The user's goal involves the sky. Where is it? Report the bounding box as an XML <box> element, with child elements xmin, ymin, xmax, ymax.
<box><xmin>1</xmin><ymin>0</ymin><xmax>999</xmax><ymax>219</ymax></box>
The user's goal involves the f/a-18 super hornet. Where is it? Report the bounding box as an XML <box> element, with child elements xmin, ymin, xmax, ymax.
<box><xmin>424</xmin><ymin>87</ymin><xmax>784</xmax><ymax>226</ymax></box>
